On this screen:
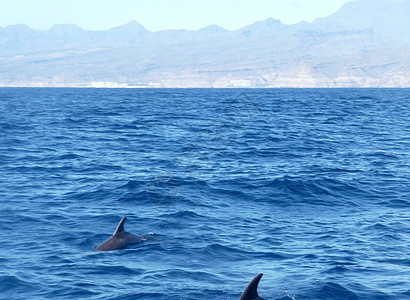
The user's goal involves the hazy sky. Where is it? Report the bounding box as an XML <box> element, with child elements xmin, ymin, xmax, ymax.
<box><xmin>0</xmin><ymin>0</ymin><xmax>354</xmax><ymax>31</ymax></box>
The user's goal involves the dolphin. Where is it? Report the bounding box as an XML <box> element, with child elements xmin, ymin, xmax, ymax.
<box><xmin>93</xmin><ymin>216</ymin><xmax>148</xmax><ymax>252</ymax></box>
<box><xmin>240</xmin><ymin>273</ymin><xmax>265</xmax><ymax>300</ymax></box>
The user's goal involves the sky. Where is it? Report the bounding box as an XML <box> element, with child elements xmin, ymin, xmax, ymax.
<box><xmin>0</xmin><ymin>0</ymin><xmax>354</xmax><ymax>31</ymax></box>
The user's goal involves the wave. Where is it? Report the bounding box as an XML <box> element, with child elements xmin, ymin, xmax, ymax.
<box><xmin>0</xmin><ymin>275</ymin><xmax>37</xmax><ymax>294</ymax></box>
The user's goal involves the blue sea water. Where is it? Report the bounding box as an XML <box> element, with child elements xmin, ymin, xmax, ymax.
<box><xmin>0</xmin><ymin>88</ymin><xmax>409</xmax><ymax>299</ymax></box>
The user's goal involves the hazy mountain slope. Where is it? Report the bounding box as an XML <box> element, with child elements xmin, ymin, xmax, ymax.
<box><xmin>314</xmin><ymin>0</ymin><xmax>410</xmax><ymax>40</ymax></box>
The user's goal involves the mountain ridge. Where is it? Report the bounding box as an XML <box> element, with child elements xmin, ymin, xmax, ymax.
<box><xmin>0</xmin><ymin>0</ymin><xmax>409</xmax><ymax>87</ymax></box>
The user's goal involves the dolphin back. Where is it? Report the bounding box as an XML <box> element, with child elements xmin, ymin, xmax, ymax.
<box><xmin>93</xmin><ymin>216</ymin><xmax>143</xmax><ymax>252</ymax></box>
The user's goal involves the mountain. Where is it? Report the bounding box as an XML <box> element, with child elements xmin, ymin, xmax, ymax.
<box><xmin>106</xmin><ymin>21</ymin><xmax>149</xmax><ymax>41</ymax></box>
<box><xmin>0</xmin><ymin>0</ymin><xmax>409</xmax><ymax>87</ymax></box>
<box><xmin>48</xmin><ymin>24</ymin><xmax>84</xmax><ymax>38</ymax></box>
<box><xmin>195</xmin><ymin>25</ymin><xmax>228</xmax><ymax>39</ymax></box>
<box><xmin>234</xmin><ymin>18</ymin><xmax>287</xmax><ymax>38</ymax></box>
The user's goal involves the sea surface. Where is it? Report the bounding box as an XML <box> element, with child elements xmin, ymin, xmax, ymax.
<box><xmin>0</xmin><ymin>88</ymin><xmax>409</xmax><ymax>299</ymax></box>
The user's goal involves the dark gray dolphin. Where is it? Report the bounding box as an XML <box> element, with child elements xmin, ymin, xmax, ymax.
<box><xmin>93</xmin><ymin>217</ymin><xmax>147</xmax><ymax>251</ymax></box>
<box><xmin>240</xmin><ymin>273</ymin><xmax>265</xmax><ymax>300</ymax></box>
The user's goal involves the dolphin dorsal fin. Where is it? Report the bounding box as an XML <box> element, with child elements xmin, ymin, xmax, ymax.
<box><xmin>240</xmin><ymin>273</ymin><xmax>264</xmax><ymax>300</ymax></box>
<box><xmin>113</xmin><ymin>217</ymin><xmax>127</xmax><ymax>236</ymax></box>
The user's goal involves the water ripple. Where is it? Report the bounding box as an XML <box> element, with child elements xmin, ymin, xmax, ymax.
<box><xmin>0</xmin><ymin>88</ymin><xmax>409</xmax><ymax>299</ymax></box>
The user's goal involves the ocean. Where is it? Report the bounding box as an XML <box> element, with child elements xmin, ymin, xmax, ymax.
<box><xmin>0</xmin><ymin>88</ymin><xmax>409</xmax><ymax>299</ymax></box>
